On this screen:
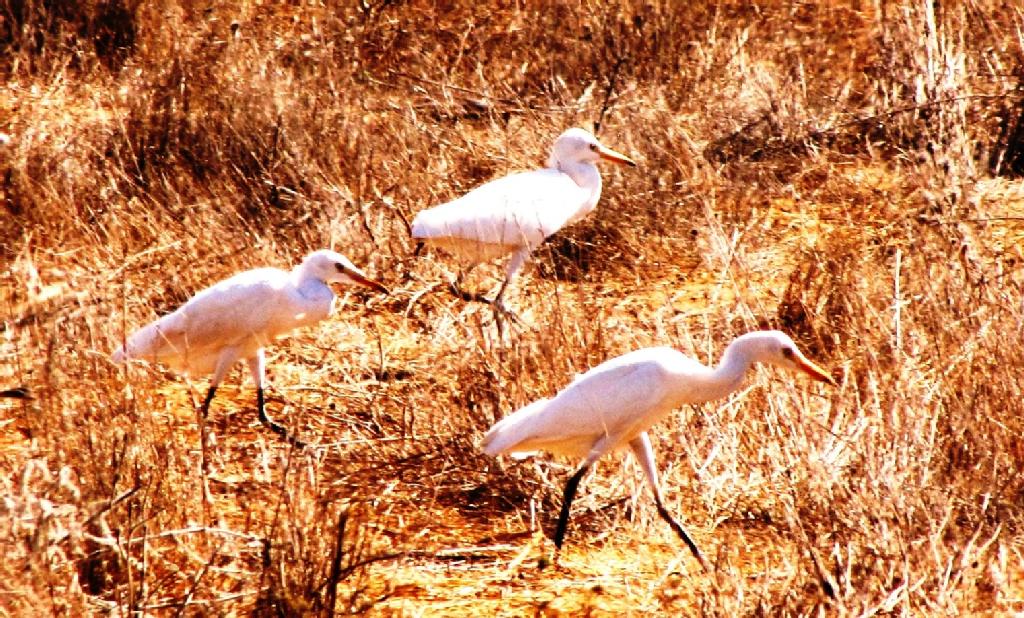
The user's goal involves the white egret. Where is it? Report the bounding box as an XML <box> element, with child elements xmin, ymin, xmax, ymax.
<box><xmin>112</xmin><ymin>249</ymin><xmax>388</xmax><ymax>446</ymax></box>
<box><xmin>482</xmin><ymin>330</ymin><xmax>836</xmax><ymax>570</ymax></box>
<box><xmin>411</xmin><ymin>128</ymin><xmax>636</xmax><ymax>316</ymax></box>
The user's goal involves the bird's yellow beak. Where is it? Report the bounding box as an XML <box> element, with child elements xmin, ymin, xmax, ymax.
<box><xmin>795</xmin><ymin>356</ymin><xmax>837</xmax><ymax>386</ymax></box>
<box><xmin>344</xmin><ymin>267</ymin><xmax>389</xmax><ymax>295</ymax></box>
<box><xmin>597</xmin><ymin>145</ymin><xmax>637</xmax><ymax>167</ymax></box>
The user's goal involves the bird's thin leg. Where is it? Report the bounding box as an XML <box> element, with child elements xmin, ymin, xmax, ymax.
<box><xmin>199</xmin><ymin>350</ymin><xmax>239</xmax><ymax>458</ymax></box>
<box><xmin>200</xmin><ymin>385</ymin><xmax>218</xmax><ymax>419</ymax></box>
<box><xmin>629</xmin><ymin>433</ymin><xmax>710</xmax><ymax>572</ymax></box>
<box><xmin>496</xmin><ymin>248</ymin><xmax>529</xmax><ymax>311</ymax></box>
<box><xmin>255</xmin><ymin>387</ymin><xmax>308</xmax><ymax>448</ymax></box>
<box><xmin>197</xmin><ymin>352</ymin><xmax>236</xmax><ymax>523</ymax></box>
<box><xmin>548</xmin><ymin>438</ymin><xmax>612</xmax><ymax>561</ymax></box>
<box><xmin>490</xmin><ymin>275</ymin><xmax>520</xmax><ymax>334</ymax></box>
<box><xmin>443</xmin><ymin>260</ymin><xmax>523</xmax><ymax>334</ymax></box>
<box><xmin>247</xmin><ymin>351</ymin><xmax>307</xmax><ymax>448</ymax></box>
<box><xmin>198</xmin><ymin>384</ymin><xmax>218</xmax><ymax>481</ymax></box>
<box><xmin>401</xmin><ymin>241</ymin><xmax>427</xmax><ymax>284</ymax></box>
<box><xmin>197</xmin><ymin>383</ymin><xmax>217</xmax><ymax>524</ymax></box>
<box><xmin>553</xmin><ymin>463</ymin><xmax>590</xmax><ymax>551</ymax></box>
<box><xmin>491</xmin><ymin>248</ymin><xmax>529</xmax><ymax>329</ymax></box>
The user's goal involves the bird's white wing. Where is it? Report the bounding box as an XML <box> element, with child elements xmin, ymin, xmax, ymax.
<box><xmin>412</xmin><ymin>169</ymin><xmax>589</xmax><ymax>249</ymax></box>
<box><xmin>116</xmin><ymin>268</ymin><xmax>290</xmax><ymax>373</ymax></box>
<box><xmin>483</xmin><ymin>349</ymin><xmax>677</xmax><ymax>460</ymax></box>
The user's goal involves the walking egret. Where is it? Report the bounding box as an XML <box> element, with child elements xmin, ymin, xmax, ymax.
<box><xmin>411</xmin><ymin>128</ymin><xmax>636</xmax><ymax>316</ymax></box>
<box><xmin>112</xmin><ymin>249</ymin><xmax>388</xmax><ymax>446</ymax></box>
<box><xmin>482</xmin><ymin>330</ymin><xmax>836</xmax><ymax>569</ymax></box>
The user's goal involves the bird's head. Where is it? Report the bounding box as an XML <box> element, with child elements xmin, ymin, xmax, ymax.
<box><xmin>550</xmin><ymin>128</ymin><xmax>637</xmax><ymax>169</ymax></box>
<box><xmin>301</xmin><ymin>250</ymin><xmax>389</xmax><ymax>294</ymax></box>
<box><xmin>751</xmin><ymin>331</ymin><xmax>836</xmax><ymax>385</ymax></box>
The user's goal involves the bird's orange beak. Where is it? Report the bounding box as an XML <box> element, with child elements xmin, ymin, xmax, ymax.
<box><xmin>795</xmin><ymin>356</ymin><xmax>837</xmax><ymax>386</ymax></box>
<box><xmin>597</xmin><ymin>144</ymin><xmax>637</xmax><ymax>167</ymax></box>
<box><xmin>343</xmin><ymin>267</ymin><xmax>389</xmax><ymax>295</ymax></box>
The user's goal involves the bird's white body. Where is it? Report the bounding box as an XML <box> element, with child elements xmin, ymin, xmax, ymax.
<box><xmin>484</xmin><ymin>347</ymin><xmax>712</xmax><ymax>460</ymax></box>
<box><xmin>411</xmin><ymin>166</ymin><xmax>601</xmax><ymax>266</ymax></box>
<box><xmin>481</xmin><ymin>331</ymin><xmax>836</xmax><ymax>565</ymax></box>
<box><xmin>113</xmin><ymin>266</ymin><xmax>332</xmax><ymax>376</ymax></box>
<box><xmin>112</xmin><ymin>249</ymin><xmax>387</xmax><ymax>445</ymax></box>
<box><xmin>411</xmin><ymin>128</ymin><xmax>635</xmax><ymax>305</ymax></box>
<box><xmin>113</xmin><ymin>249</ymin><xmax>386</xmax><ymax>384</ymax></box>
<box><xmin>483</xmin><ymin>332</ymin><xmax>833</xmax><ymax>462</ymax></box>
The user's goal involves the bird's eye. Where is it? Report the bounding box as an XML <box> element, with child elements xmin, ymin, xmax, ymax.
<box><xmin>781</xmin><ymin>347</ymin><xmax>795</xmax><ymax>359</ymax></box>
<box><xmin>334</xmin><ymin>263</ymin><xmax>345</xmax><ymax>272</ymax></box>
<box><xmin>589</xmin><ymin>143</ymin><xmax>598</xmax><ymax>151</ymax></box>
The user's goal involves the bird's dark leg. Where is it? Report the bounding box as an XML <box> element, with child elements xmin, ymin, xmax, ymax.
<box><xmin>491</xmin><ymin>248</ymin><xmax>533</xmax><ymax>331</ymax></box>
<box><xmin>247</xmin><ymin>352</ymin><xmax>307</xmax><ymax>448</ymax></box>
<box><xmin>200</xmin><ymin>385</ymin><xmax>218</xmax><ymax>419</ymax></box>
<box><xmin>445</xmin><ymin>266</ymin><xmax>523</xmax><ymax>333</ymax></box>
<box><xmin>489</xmin><ymin>274</ymin><xmax>524</xmax><ymax>334</ymax></box>
<box><xmin>553</xmin><ymin>463</ymin><xmax>590</xmax><ymax>551</ymax></box>
<box><xmin>256</xmin><ymin>386</ymin><xmax>308</xmax><ymax>449</ymax></box>
<box><xmin>197</xmin><ymin>384</ymin><xmax>218</xmax><ymax>523</ymax></box>
<box><xmin>652</xmin><ymin>494</ymin><xmax>709</xmax><ymax>573</ymax></box>
<box><xmin>199</xmin><ymin>385</ymin><xmax>217</xmax><ymax>467</ymax></box>
<box><xmin>629</xmin><ymin>433</ymin><xmax>709</xmax><ymax>572</ymax></box>
<box><xmin>447</xmin><ymin>270</ymin><xmax>523</xmax><ymax>333</ymax></box>
<box><xmin>413</xmin><ymin>241</ymin><xmax>425</xmax><ymax>257</ymax></box>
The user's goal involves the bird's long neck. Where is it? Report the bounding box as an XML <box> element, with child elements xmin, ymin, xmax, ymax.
<box><xmin>548</xmin><ymin>154</ymin><xmax>602</xmax><ymax>192</ymax></box>
<box><xmin>676</xmin><ymin>339</ymin><xmax>759</xmax><ymax>405</ymax></box>
<box><xmin>291</xmin><ymin>266</ymin><xmax>332</xmax><ymax>302</ymax></box>
<box><xmin>547</xmin><ymin>155</ymin><xmax>603</xmax><ymax>219</ymax></box>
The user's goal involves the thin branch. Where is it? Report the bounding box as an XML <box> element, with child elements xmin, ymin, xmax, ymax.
<box><xmin>173</xmin><ymin>539</ymin><xmax>226</xmax><ymax>618</ymax></box>
<box><xmin>54</xmin><ymin>485</ymin><xmax>142</xmax><ymax>546</ymax></box>
<box><xmin>136</xmin><ymin>591</ymin><xmax>256</xmax><ymax>611</ymax></box>
<box><xmin>594</xmin><ymin>53</ymin><xmax>627</xmax><ymax>136</ymax></box>
<box><xmin>830</xmin><ymin>93</ymin><xmax>1019</xmax><ymax>131</ymax></box>
<box><xmin>124</xmin><ymin>526</ymin><xmax>262</xmax><ymax>546</ymax></box>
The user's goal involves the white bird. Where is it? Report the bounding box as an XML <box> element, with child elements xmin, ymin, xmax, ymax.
<box><xmin>411</xmin><ymin>128</ymin><xmax>636</xmax><ymax>315</ymax></box>
<box><xmin>482</xmin><ymin>330</ymin><xmax>836</xmax><ymax>569</ymax></box>
<box><xmin>112</xmin><ymin>249</ymin><xmax>388</xmax><ymax>446</ymax></box>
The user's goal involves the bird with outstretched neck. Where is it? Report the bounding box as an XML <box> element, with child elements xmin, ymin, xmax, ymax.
<box><xmin>482</xmin><ymin>330</ymin><xmax>837</xmax><ymax>571</ymax></box>
<box><xmin>113</xmin><ymin>249</ymin><xmax>388</xmax><ymax>447</ymax></box>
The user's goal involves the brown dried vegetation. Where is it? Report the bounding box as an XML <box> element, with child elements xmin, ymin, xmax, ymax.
<box><xmin>3</xmin><ymin>1</ymin><xmax>1024</xmax><ymax>615</ymax></box>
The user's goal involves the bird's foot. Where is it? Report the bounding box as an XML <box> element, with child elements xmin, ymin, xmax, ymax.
<box><xmin>444</xmin><ymin>280</ymin><xmax>527</xmax><ymax>335</ymax></box>
<box><xmin>258</xmin><ymin>408</ymin><xmax>309</xmax><ymax>449</ymax></box>
<box><xmin>538</xmin><ymin>545</ymin><xmax>570</xmax><ymax>572</ymax></box>
<box><xmin>491</xmin><ymin>296</ymin><xmax>519</xmax><ymax>319</ymax></box>
<box><xmin>492</xmin><ymin>300</ymin><xmax>525</xmax><ymax>335</ymax></box>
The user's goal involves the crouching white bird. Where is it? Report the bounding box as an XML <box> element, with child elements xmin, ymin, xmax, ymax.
<box><xmin>411</xmin><ymin>128</ymin><xmax>636</xmax><ymax>316</ymax></box>
<box><xmin>482</xmin><ymin>330</ymin><xmax>837</xmax><ymax>570</ymax></box>
<box><xmin>112</xmin><ymin>249</ymin><xmax>388</xmax><ymax>446</ymax></box>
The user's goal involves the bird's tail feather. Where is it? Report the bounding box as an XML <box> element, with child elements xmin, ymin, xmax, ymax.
<box><xmin>481</xmin><ymin>397</ymin><xmax>552</xmax><ymax>457</ymax></box>
<box><xmin>111</xmin><ymin>318</ymin><xmax>176</xmax><ymax>363</ymax></box>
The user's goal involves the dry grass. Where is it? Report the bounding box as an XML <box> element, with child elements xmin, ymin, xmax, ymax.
<box><xmin>3</xmin><ymin>0</ymin><xmax>1024</xmax><ymax>615</ymax></box>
